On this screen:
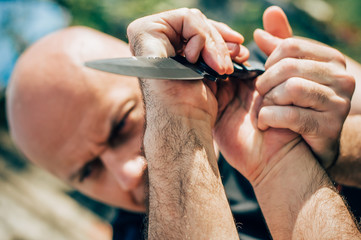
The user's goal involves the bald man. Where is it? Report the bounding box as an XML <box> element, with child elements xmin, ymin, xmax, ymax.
<box><xmin>6</xmin><ymin>7</ymin><xmax>361</xmax><ymax>240</ymax></box>
<box><xmin>7</xmin><ymin>24</ymin><xmax>272</xmax><ymax>239</ymax></box>
<box><xmin>7</xmin><ymin>26</ymin><xmax>147</xmax><ymax>212</ymax></box>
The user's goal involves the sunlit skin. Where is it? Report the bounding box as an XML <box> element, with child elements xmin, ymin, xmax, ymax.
<box><xmin>5</xmin><ymin>7</ymin><xmax>300</xmax><ymax>214</ymax></box>
<box><xmin>6</xmin><ymin>15</ymin><xmax>251</xmax><ymax>213</ymax></box>
<box><xmin>7</xmin><ymin>26</ymin><xmax>147</xmax><ymax>212</ymax></box>
<box><xmin>6</xmin><ymin>21</ymin><xmax>246</xmax><ymax>214</ymax></box>
<box><xmin>7</xmin><ymin>6</ymin><xmax>347</xmax><ymax>217</ymax></box>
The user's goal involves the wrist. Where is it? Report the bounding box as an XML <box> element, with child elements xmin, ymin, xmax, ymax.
<box><xmin>253</xmin><ymin>142</ymin><xmax>333</xmax><ymax>239</ymax></box>
<box><xmin>140</xmin><ymin>79</ymin><xmax>217</xmax><ymax>125</ymax></box>
<box><xmin>253</xmin><ymin>141</ymin><xmax>331</xmax><ymax>197</ymax></box>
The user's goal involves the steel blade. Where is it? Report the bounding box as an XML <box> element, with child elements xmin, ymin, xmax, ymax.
<box><xmin>85</xmin><ymin>57</ymin><xmax>203</xmax><ymax>80</ymax></box>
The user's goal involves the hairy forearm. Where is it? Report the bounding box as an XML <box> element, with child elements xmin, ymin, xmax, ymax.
<box><xmin>329</xmin><ymin>115</ymin><xmax>361</xmax><ymax>187</ymax></box>
<box><xmin>141</xmin><ymin>83</ymin><xmax>238</xmax><ymax>239</ymax></box>
<box><xmin>253</xmin><ymin>143</ymin><xmax>360</xmax><ymax>240</ymax></box>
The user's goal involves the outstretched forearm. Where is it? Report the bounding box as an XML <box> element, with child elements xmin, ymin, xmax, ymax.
<box><xmin>253</xmin><ymin>143</ymin><xmax>360</xmax><ymax>240</ymax></box>
<box><xmin>141</xmin><ymin>83</ymin><xmax>238</xmax><ymax>239</ymax></box>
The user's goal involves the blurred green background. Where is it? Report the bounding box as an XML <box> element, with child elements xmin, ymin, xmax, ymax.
<box><xmin>52</xmin><ymin>0</ymin><xmax>361</xmax><ymax>60</ymax></box>
<box><xmin>0</xmin><ymin>0</ymin><xmax>360</xmax><ymax>238</ymax></box>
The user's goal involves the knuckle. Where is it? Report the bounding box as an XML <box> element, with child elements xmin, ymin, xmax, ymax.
<box><xmin>278</xmin><ymin>58</ymin><xmax>298</xmax><ymax>75</ymax></box>
<box><xmin>299</xmin><ymin>114</ymin><xmax>319</xmax><ymax>135</ymax></box>
<box><xmin>311</xmin><ymin>90</ymin><xmax>328</xmax><ymax>105</ymax></box>
<box><xmin>179</xmin><ymin>7</ymin><xmax>191</xmax><ymax>14</ymax></box>
<box><xmin>338</xmin><ymin>97</ymin><xmax>351</xmax><ymax>116</ymax></box>
<box><xmin>341</xmin><ymin>74</ymin><xmax>356</xmax><ymax>95</ymax></box>
<box><xmin>331</xmin><ymin>70</ymin><xmax>356</xmax><ymax>96</ymax></box>
<box><xmin>285</xmin><ymin>77</ymin><xmax>302</xmax><ymax>99</ymax></box>
<box><xmin>179</xmin><ymin>8</ymin><xmax>195</xmax><ymax>19</ymax></box>
<box><xmin>126</xmin><ymin>20</ymin><xmax>138</xmax><ymax>37</ymax></box>
<box><xmin>331</xmin><ymin>49</ymin><xmax>347</xmax><ymax>68</ymax></box>
<box><xmin>190</xmin><ymin>8</ymin><xmax>203</xmax><ymax>17</ymax></box>
<box><xmin>197</xmin><ymin>32</ymin><xmax>207</xmax><ymax>42</ymax></box>
<box><xmin>280</xmin><ymin>38</ymin><xmax>300</xmax><ymax>55</ymax></box>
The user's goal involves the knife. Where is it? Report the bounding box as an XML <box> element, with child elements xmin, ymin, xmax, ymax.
<box><xmin>85</xmin><ymin>55</ymin><xmax>265</xmax><ymax>82</ymax></box>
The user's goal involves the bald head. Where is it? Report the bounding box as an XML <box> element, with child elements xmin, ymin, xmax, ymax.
<box><xmin>7</xmin><ymin>26</ymin><xmax>132</xmax><ymax>171</ymax></box>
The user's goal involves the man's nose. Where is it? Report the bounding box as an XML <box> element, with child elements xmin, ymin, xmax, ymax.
<box><xmin>101</xmin><ymin>148</ymin><xmax>146</xmax><ymax>191</ymax></box>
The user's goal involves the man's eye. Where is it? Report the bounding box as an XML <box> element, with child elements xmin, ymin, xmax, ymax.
<box><xmin>114</xmin><ymin>119</ymin><xmax>126</xmax><ymax>136</ymax></box>
<box><xmin>108</xmin><ymin>117</ymin><xmax>127</xmax><ymax>147</ymax></box>
<box><xmin>78</xmin><ymin>158</ymin><xmax>103</xmax><ymax>182</ymax></box>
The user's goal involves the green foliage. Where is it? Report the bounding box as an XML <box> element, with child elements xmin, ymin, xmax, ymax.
<box><xmin>323</xmin><ymin>0</ymin><xmax>361</xmax><ymax>61</ymax></box>
<box><xmin>54</xmin><ymin>0</ymin><xmax>198</xmax><ymax>41</ymax></box>
<box><xmin>53</xmin><ymin>0</ymin><xmax>361</xmax><ymax>61</ymax></box>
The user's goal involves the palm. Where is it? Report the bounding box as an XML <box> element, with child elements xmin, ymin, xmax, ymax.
<box><xmin>214</xmin><ymin>81</ymin><xmax>299</xmax><ymax>183</ymax></box>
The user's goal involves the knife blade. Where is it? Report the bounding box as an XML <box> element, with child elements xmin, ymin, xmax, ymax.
<box><xmin>85</xmin><ymin>55</ymin><xmax>265</xmax><ymax>82</ymax></box>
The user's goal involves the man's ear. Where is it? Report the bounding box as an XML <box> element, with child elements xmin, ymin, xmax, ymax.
<box><xmin>254</xmin><ymin>6</ymin><xmax>292</xmax><ymax>56</ymax></box>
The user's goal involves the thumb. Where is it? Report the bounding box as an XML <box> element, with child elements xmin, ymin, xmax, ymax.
<box><xmin>253</xmin><ymin>6</ymin><xmax>292</xmax><ymax>56</ymax></box>
<box><xmin>253</xmin><ymin>28</ymin><xmax>282</xmax><ymax>56</ymax></box>
<box><xmin>263</xmin><ymin>6</ymin><xmax>292</xmax><ymax>39</ymax></box>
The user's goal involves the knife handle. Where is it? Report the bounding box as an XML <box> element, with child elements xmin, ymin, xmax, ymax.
<box><xmin>172</xmin><ymin>55</ymin><xmax>264</xmax><ymax>82</ymax></box>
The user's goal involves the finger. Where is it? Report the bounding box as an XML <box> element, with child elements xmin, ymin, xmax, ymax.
<box><xmin>210</xmin><ymin>19</ymin><xmax>250</xmax><ymax>66</ymax></box>
<box><xmin>233</xmin><ymin>45</ymin><xmax>250</xmax><ymax>63</ymax></box>
<box><xmin>257</xmin><ymin>105</ymin><xmax>339</xmax><ymax>167</ymax></box>
<box><xmin>262</xmin><ymin>77</ymin><xmax>338</xmax><ymax>111</ymax></box>
<box><xmin>253</xmin><ymin>28</ymin><xmax>283</xmax><ymax>56</ymax></box>
<box><xmin>183</xmin><ymin>34</ymin><xmax>206</xmax><ymax>62</ymax></box>
<box><xmin>209</xmin><ymin>19</ymin><xmax>244</xmax><ymax>44</ymax></box>
<box><xmin>226</xmin><ymin>43</ymin><xmax>250</xmax><ymax>62</ymax></box>
<box><xmin>201</xmin><ymin>24</ymin><xmax>234</xmax><ymax>75</ymax></box>
<box><xmin>127</xmin><ymin>20</ymin><xmax>177</xmax><ymax>57</ymax></box>
<box><xmin>179</xmin><ymin>9</ymin><xmax>212</xmax><ymax>63</ymax></box>
<box><xmin>226</xmin><ymin>42</ymin><xmax>240</xmax><ymax>58</ymax></box>
<box><xmin>253</xmin><ymin>5</ymin><xmax>292</xmax><ymax>57</ymax></box>
<box><xmin>263</xmin><ymin>6</ymin><xmax>292</xmax><ymax>39</ymax></box>
<box><xmin>265</xmin><ymin>38</ymin><xmax>347</xmax><ymax>70</ymax></box>
<box><xmin>258</xmin><ymin>105</ymin><xmax>323</xmax><ymax>134</ymax></box>
<box><xmin>182</xmin><ymin>9</ymin><xmax>233</xmax><ymax>74</ymax></box>
<box><xmin>256</xmin><ymin>58</ymin><xmax>354</xmax><ymax>98</ymax></box>
<box><xmin>143</xmin><ymin>8</ymin><xmax>230</xmax><ymax>73</ymax></box>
